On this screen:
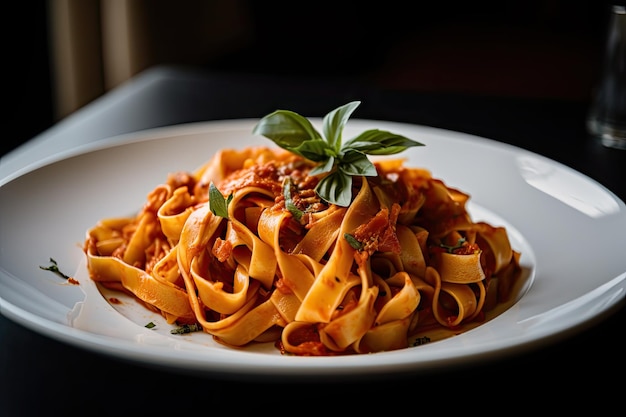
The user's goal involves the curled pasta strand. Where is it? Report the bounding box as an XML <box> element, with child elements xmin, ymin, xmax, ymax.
<box><xmin>296</xmin><ymin>178</ymin><xmax>379</xmax><ymax>323</ymax></box>
<box><xmin>257</xmin><ymin>208</ymin><xmax>315</xmax><ymax>301</ymax></box>
<box><xmin>157</xmin><ymin>186</ymin><xmax>195</xmax><ymax>243</ymax></box>
<box><xmin>435</xmin><ymin>251</ymin><xmax>486</xmax><ymax>284</ymax></box>
<box><xmin>190</xmin><ymin>258</ymin><xmax>252</xmax><ymax>315</ymax></box>
<box><xmin>374</xmin><ymin>272</ymin><xmax>421</xmax><ymax>326</ymax></box>
<box><xmin>397</xmin><ymin>225</ymin><xmax>427</xmax><ymax>278</ymax></box>
<box><xmin>209</xmin><ymin>297</ymin><xmax>286</xmax><ymax>347</ymax></box>
<box><xmin>227</xmin><ymin>187</ymin><xmax>277</xmax><ymax>289</ymax></box>
<box><xmin>85</xmin><ymin>250</ymin><xmax>194</xmax><ymax>322</ymax></box>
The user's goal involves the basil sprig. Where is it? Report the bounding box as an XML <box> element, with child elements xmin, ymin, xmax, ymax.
<box><xmin>252</xmin><ymin>101</ymin><xmax>424</xmax><ymax>206</ymax></box>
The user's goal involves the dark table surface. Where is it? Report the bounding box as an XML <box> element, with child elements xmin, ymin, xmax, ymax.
<box><xmin>1</xmin><ymin>66</ymin><xmax>625</xmax><ymax>415</ymax></box>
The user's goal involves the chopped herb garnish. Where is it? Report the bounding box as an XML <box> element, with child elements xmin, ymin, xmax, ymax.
<box><xmin>413</xmin><ymin>336</ymin><xmax>432</xmax><ymax>346</ymax></box>
<box><xmin>439</xmin><ymin>237</ymin><xmax>467</xmax><ymax>253</ymax></box>
<box><xmin>282</xmin><ymin>177</ymin><xmax>304</xmax><ymax>221</ymax></box>
<box><xmin>343</xmin><ymin>233</ymin><xmax>363</xmax><ymax>251</ymax></box>
<box><xmin>39</xmin><ymin>258</ymin><xmax>71</xmax><ymax>279</ymax></box>
<box><xmin>253</xmin><ymin>101</ymin><xmax>424</xmax><ymax>207</ymax></box>
<box><xmin>170</xmin><ymin>323</ymin><xmax>202</xmax><ymax>334</ymax></box>
<box><xmin>145</xmin><ymin>322</ymin><xmax>156</xmax><ymax>329</ymax></box>
<box><xmin>208</xmin><ymin>182</ymin><xmax>232</xmax><ymax>219</ymax></box>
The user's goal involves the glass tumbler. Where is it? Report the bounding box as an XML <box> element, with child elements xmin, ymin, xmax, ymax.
<box><xmin>587</xmin><ymin>4</ymin><xmax>626</xmax><ymax>150</ymax></box>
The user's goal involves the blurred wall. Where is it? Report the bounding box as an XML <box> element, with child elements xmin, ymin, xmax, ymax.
<box><xmin>6</xmin><ymin>0</ymin><xmax>611</xmax><ymax>156</ymax></box>
<box><xmin>48</xmin><ymin>0</ymin><xmax>253</xmax><ymax>120</ymax></box>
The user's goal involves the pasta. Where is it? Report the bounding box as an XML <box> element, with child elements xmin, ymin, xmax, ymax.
<box><xmin>83</xmin><ymin>145</ymin><xmax>522</xmax><ymax>356</ymax></box>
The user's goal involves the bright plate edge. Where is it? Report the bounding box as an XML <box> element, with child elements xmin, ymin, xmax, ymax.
<box><xmin>1</xmin><ymin>119</ymin><xmax>625</xmax><ymax>380</ymax></box>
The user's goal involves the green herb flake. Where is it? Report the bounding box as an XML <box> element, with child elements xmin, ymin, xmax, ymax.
<box><xmin>39</xmin><ymin>258</ymin><xmax>71</xmax><ymax>279</ymax></box>
<box><xmin>343</xmin><ymin>233</ymin><xmax>363</xmax><ymax>251</ymax></box>
<box><xmin>413</xmin><ymin>336</ymin><xmax>432</xmax><ymax>347</ymax></box>
<box><xmin>209</xmin><ymin>182</ymin><xmax>232</xmax><ymax>219</ymax></box>
<box><xmin>145</xmin><ymin>322</ymin><xmax>157</xmax><ymax>329</ymax></box>
<box><xmin>440</xmin><ymin>237</ymin><xmax>467</xmax><ymax>253</ymax></box>
<box><xmin>283</xmin><ymin>177</ymin><xmax>304</xmax><ymax>221</ymax></box>
<box><xmin>253</xmin><ymin>101</ymin><xmax>424</xmax><ymax>206</ymax></box>
<box><xmin>170</xmin><ymin>323</ymin><xmax>202</xmax><ymax>335</ymax></box>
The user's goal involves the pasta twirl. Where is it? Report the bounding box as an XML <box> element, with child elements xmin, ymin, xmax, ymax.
<box><xmin>84</xmin><ymin>146</ymin><xmax>522</xmax><ymax>356</ymax></box>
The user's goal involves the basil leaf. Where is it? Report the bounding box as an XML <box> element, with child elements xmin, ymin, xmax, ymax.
<box><xmin>293</xmin><ymin>138</ymin><xmax>335</xmax><ymax>162</ymax></box>
<box><xmin>252</xmin><ymin>110</ymin><xmax>322</xmax><ymax>151</ymax></box>
<box><xmin>209</xmin><ymin>182</ymin><xmax>232</xmax><ymax>218</ymax></box>
<box><xmin>309</xmin><ymin>156</ymin><xmax>335</xmax><ymax>176</ymax></box>
<box><xmin>322</xmin><ymin>101</ymin><xmax>361</xmax><ymax>151</ymax></box>
<box><xmin>338</xmin><ymin>149</ymin><xmax>377</xmax><ymax>176</ymax></box>
<box><xmin>315</xmin><ymin>171</ymin><xmax>353</xmax><ymax>207</ymax></box>
<box><xmin>343</xmin><ymin>129</ymin><xmax>424</xmax><ymax>155</ymax></box>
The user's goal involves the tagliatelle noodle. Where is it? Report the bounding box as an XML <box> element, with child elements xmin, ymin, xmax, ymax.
<box><xmin>84</xmin><ymin>145</ymin><xmax>522</xmax><ymax>356</ymax></box>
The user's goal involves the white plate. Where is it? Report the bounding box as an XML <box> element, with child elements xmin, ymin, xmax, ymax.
<box><xmin>1</xmin><ymin>119</ymin><xmax>625</xmax><ymax>379</ymax></box>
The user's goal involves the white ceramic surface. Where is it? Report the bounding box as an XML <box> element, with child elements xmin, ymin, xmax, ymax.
<box><xmin>1</xmin><ymin>119</ymin><xmax>625</xmax><ymax>378</ymax></box>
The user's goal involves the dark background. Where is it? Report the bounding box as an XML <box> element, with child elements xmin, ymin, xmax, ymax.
<box><xmin>3</xmin><ymin>2</ymin><xmax>626</xmax><ymax>414</ymax></box>
<box><xmin>5</xmin><ymin>1</ymin><xmax>618</xmax><ymax>157</ymax></box>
